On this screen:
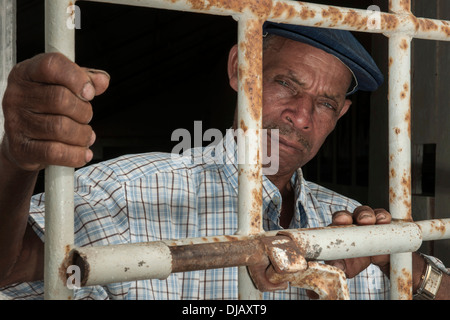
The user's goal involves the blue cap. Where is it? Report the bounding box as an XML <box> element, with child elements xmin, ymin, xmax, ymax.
<box><xmin>263</xmin><ymin>22</ymin><xmax>383</xmax><ymax>95</ymax></box>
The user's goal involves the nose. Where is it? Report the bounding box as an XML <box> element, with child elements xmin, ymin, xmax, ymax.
<box><xmin>281</xmin><ymin>94</ymin><xmax>314</xmax><ymax>131</ymax></box>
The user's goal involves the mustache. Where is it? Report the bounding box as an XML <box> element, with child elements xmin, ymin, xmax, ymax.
<box><xmin>264</xmin><ymin>123</ymin><xmax>312</xmax><ymax>151</ymax></box>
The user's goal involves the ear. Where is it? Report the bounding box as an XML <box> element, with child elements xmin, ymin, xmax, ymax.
<box><xmin>227</xmin><ymin>44</ymin><xmax>239</xmax><ymax>92</ymax></box>
<box><xmin>338</xmin><ymin>99</ymin><xmax>352</xmax><ymax>120</ymax></box>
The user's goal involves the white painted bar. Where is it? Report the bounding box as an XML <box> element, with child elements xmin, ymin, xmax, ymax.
<box><xmin>0</xmin><ymin>0</ymin><xmax>16</xmax><ymax>139</ymax></box>
<box><xmin>388</xmin><ymin>0</ymin><xmax>413</xmax><ymax>300</ymax></box>
<box><xmin>235</xmin><ymin>15</ymin><xmax>264</xmax><ymax>300</ymax></box>
<box><xmin>44</xmin><ymin>0</ymin><xmax>76</xmax><ymax>300</ymax></box>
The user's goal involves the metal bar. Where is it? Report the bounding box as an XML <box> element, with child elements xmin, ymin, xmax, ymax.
<box><xmin>79</xmin><ymin>0</ymin><xmax>450</xmax><ymax>41</ymax></box>
<box><xmin>73</xmin><ymin>221</ymin><xmax>430</xmax><ymax>287</ymax></box>
<box><xmin>0</xmin><ymin>0</ymin><xmax>16</xmax><ymax>139</ymax></box>
<box><xmin>235</xmin><ymin>15</ymin><xmax>265</xmax><ymax>300</ymax></box>
<box><xmin>44</xmin><ymin>0</ymin><xmax>76</xmax><ymax>300</ymax></box>
<box><xmin>268</xmin><ymin>0</ymin><xmax>450</xmax><ymax>40</ymax></box>
<box><xmin>388</xmin><ymin>0</ymin><xmax>413</xmax><ymax>301</ymax></box>
<box><xmin>416</xmin><ymin>219</ymin><xmax>450</xmax><ymax>241</ymax></box>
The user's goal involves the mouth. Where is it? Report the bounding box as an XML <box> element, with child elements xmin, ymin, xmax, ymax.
<box><xmin>266</xmin><ymin>129</ymin><xmax>310</xmax><ymax>153</ymax></box>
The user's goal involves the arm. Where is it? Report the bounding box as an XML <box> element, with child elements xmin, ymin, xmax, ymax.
<box><xmin>0</xmin><ymin>53</ymin><xmax>109</xmax><ymax>287</ymax></box>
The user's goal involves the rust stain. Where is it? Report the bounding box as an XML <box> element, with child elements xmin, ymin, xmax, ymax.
<box><xmin>389</xmin><ymin>187</ymin><xmax>397</xmax><ymax>203</ymax></box>
<box><xmin>419</xmin><ymin>18</ymin><xmax>439</xmax><ymax>32</ymax></box>
<box><xmin>442</xmin><ymin>25</ymin><xmax>450</xmax><ymax>37</ymax></box>
<box><xmin>400</xmin><ymin>0</ymin><xmax>411</xmax><ymax>12</ymax></box>
<box><xmin>224</xmin><ymin>235</ymin><xmax>239</xmax><ymax>242</ymax></box>
<box><xmin>431</xmin><ymin>220</ymin><xmax>446</xmax><ymax>235</ymax></box>
<box><xmin>396</xmin><ymin>268</ymin><xmax>413</xmax><ymax>298</ymax></box>
<box><xmin>300</xmin><ymin>7</ymin><xmax>315</xmax><ymax>20</ymax></box>
<box><xmin>240</xmin><ymin>119</ymin><xmax>248</xmax><ymax>132</ymax></box>
<box><xmin>394</xmin><ymin>127</ymin><xmax>401</xmax><ymax>135</ymax></box>
<box><xmin>322</xmin><ymin>6</ymin><xmax>343</xmax><ymax>25</ymax></box>
<box><xmin>389</xmin><ymin>57</ymin><xmax>394</xmax><ymax>67</ymax></box>
<box><xmin>390</xmin><ymin>168</ymin><xmax>396</xmax><ymax>178</ymax></box>
<box><xmin>404</xmin><ymin>109</ymin><xmax>411</xmax><ymax>139</ymax></box>
<box><xmin>342</xmin><ymin>10</ymin><xmax>368</xmax><ymax>30</ymax></box>
<box><xmin>381</xmin><ymin>13</ymin><xmax>399</xmax><ymax>30</ymax></box>
<box><xmin>187</xmin><ymin>0</ymin><xmax>273</xmax><ymax>18</ymax></box>
<box><xmin>240</xmin><ymin>19</ymin><xmax>264</xmax><ymax>122</ymax></box>
<box><xmin>400</xmin><ymin>38</ymin><xmax>409</xmax><ymax>50</ymax></box>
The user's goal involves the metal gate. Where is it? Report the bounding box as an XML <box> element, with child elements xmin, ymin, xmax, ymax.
<box><xmin>40</xmin><ymin>0</ymin><xmax>450</xmax><ymax>300</ymax></box>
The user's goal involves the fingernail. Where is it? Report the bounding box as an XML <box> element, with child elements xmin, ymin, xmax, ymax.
<box><xmin>89</xmin><ymin>131</ymin><xmax>96</xmax><ymax>146</ymax></box>
<box><xmin>85</xmin><ymin>149</ymin><xmax>93</xmax><ymax>163</ymax></box>
<box><xmin>359</xmin><ymin>213</ymin><xmax>372</xmax><ymax>219</ymax></box>
<box><xmin>81</xmin><ymin>82</ymin><xmax>95</xmax><ymax>101</ymax></box>
<box><xmin>88</xmin><ymin>69</ymin><xmax>111</xmax><ymax>79</ymax></box>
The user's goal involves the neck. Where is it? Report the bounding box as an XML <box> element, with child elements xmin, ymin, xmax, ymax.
<box><xmin>266</xmin><ymin>171</ymin><xmax>295</xmax><ymax>195</ymax></box>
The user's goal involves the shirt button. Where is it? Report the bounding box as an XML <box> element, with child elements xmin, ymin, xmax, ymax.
<box><xmin>272</xmin><ymin>194</ymin><xmax>280</xmax><ymax>206</ymax></box>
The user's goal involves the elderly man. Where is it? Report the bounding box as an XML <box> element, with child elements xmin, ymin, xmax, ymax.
<box><xmin>0</xmin><ymin>22</ymin><xmax>448</xmax><ymax>300</ymax></box>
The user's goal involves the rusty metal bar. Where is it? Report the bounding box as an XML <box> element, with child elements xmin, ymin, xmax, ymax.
<box><xmin>387</xmin><ymin>0</ymin><xmax>413</xmax><ymax>301</ymax></box>
<box><xmin>82</xmin><ymin>0</ymin><xmax>450</xmax><ymax>41</ymax></box>
<box><xmin>73</xmin><ymin>221</ymin><xmax>433</xmax><ymax>287</ymax></box>
<box><xmin>235</xmin><ymin>15</ymin><xmax>265</xmax><ymax>300</ymax></box>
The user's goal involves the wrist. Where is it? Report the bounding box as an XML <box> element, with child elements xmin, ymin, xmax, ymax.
<box><xmin>412</xmin><ymin>252</ymin><xmax>427</xmax><ymax>293</ymax></box>
<box><xmin>413</xmin><ymin>253</ymin><xmax>444</xmax><ymax>300</ymax></box>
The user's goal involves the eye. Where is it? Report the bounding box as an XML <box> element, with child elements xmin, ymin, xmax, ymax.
<box><xmin>276</xmin><ymin>79</ymin><xmax>290</xmax><ymax>88</ymax></box>
<box><xmin>320</xmin><ymin>101</ymin><xmax>337</xmax><ymax>111</ymax></box>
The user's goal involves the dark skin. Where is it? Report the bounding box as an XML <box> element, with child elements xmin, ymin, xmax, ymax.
<box><xmin>0</xmin><ymin>41</ymin><xmax>449</xmax><ymax>299</ymax></box>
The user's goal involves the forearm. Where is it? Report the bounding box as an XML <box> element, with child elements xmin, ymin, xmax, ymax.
<box><xmin>0</xmin><ymin>140</ymin><xmax>40</xmax><ymax>283</ymax></box>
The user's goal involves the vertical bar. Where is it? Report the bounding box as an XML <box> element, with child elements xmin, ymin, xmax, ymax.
<box><xmin>0</xmin><ymin>0</ymin><xmax>16</xmax><ymax>138</ymax></box>
<box><xmin>388</xmin><ymin>0</ymin><xmax>413</xmax><ymax>300</ymax></box>
<box><xmin>235</xmin><ymin>15</ymin><xmax>264</xmax><ymax>300</ymax></box>
<box><xmin>44</xmin><ymin>0</ymin><xmax>76</xmax><ymax>300</ymax></box>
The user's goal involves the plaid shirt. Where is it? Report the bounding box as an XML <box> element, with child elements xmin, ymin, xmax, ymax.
<box><xmin>1</xmin><ymin>130</ymin><xmax>390</xmax><ymax>300</ymax></box>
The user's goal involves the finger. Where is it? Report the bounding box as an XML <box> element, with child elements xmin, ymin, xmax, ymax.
<box><xmin>374</xmin><ymin>208</ymin><xmax>392</xmax><ymax>224</ymax></box>
<box><xmin>16</xmin><ymin>83</ymin><xmax>94</xmax><ymax>125</ymax></box>
<box><xmin>22</xmin><ymin>113</ymin><xmax>95</xmax><ymax>148</ymax></box>
<box><xmin>306</xmin><ymin>290</ymin><xmax>320</xmax><ymax>299</ymax></box>
<box><xmin>21</xmin><ymin>139</ymin><xmax>93</xmax><ymax>168</ymax></box>
<box><xmin>85</xmin><ymin>68</ymin><xmax>110</xmax><ymax>96</ymax></box>
<box><xmin>327</xmin><ymin>259</ymin><xmax>347</xmax><ymax>274</ymax></box>
<box><xmin>18</xmin><ymin>53</ymin><xmax>108</xmax><ymax>102</ymax></box>
<box><xmin>353</xmin><ymin>205</ymin><xmax>376</xmax><ymax>225</ymax></box>
<box><xmin>331</xmin><ymin>210</ymin><xmax>353</xmax><ymax>226</ymax></box>
<box><xmin>343</xmin><ymin>257</ymin><xmax>371</xmax><ymax>279</ymax></box>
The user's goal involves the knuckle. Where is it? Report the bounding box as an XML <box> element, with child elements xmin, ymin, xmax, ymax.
<box><xmin>49</xmin><ymin>85</ymin><xmax>71</xmax><ymax>109</ymax></box>
<box><xmin>38</xmin><ymin>52</ymin><xmax>64</xmax><ymax>76</ymax></box>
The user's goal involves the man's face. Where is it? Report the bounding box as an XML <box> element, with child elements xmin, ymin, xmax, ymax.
<box><xmin>261</xmin><ymin>37</ymin><xmax>352</xmax><ymax>177</ymax></box>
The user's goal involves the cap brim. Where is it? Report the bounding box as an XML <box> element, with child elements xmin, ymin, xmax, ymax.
<box><xmin>263</xmin><ymin>22</ymin><xmax>383</xmax><ymax>94</ymax></box>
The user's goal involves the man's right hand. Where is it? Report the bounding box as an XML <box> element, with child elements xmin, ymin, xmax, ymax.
<box><xmin>1</xmin><ymin>52</ymin><xmax>110</xmax><ymax>171</ymax></box>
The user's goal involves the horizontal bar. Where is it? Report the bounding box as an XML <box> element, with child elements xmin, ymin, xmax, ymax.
<box><xmin>416</xmin><ymin>219</ymin><xmax>450</xmax><ymax>241</ymax></box>
<box><xmin>80</xmin><ymin>0</ymin><xmax>450</xmax><ymax>41</ymax></box>
<box><xmin>73</xmin><ymin>241</ymin><xmax>173</xmax><ymax>287</ymax></box>
<box><xmin>279</xmin><ymin>222</ymin><xmax>422</xmax><ymax>261</ymax></box>
<box><xmin>71</xmin><ymin>220</ymin><xmax>449</xmax><ymax>287</ymax></box>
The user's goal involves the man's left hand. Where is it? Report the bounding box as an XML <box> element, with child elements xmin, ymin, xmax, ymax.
<box><xmin>327</xmin><ymin>205</ymin><xmax>392</xmax><ymax>278</ymax></box>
